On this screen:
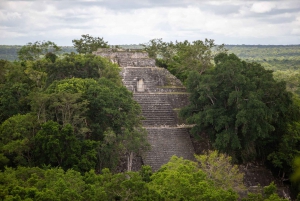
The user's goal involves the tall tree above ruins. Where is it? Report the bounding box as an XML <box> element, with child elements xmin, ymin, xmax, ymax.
<box><xmin>72</xmin><ymin>34</ymin><xmax>109</xmax><ymax>54</ymax></box>
<box><xmin>143</xmin><ymin>38</ymin><xmax>226</xmax><ymax>84</ymax></box>
<box><xmin>18</xmin><ymin>41</ymin><xmax>61</xmax><ymax>61</ymax></box>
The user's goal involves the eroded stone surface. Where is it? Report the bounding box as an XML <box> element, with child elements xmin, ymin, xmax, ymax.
<box><xmin>93</xmin><ymin>48</ymin><xmax>155</xmax><ymax>67</ymax></box>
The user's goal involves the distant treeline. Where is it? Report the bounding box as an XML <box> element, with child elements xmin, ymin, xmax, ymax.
<box><xmin>0</xmin><ymin>45</ymin><xmax>77</xmax><ymax>61</ymax></box>
<box><xmin>1</xmin><ymin>44</ymin><xmax>300</xmax><ymax>71</ymax></box>
<box><xmin>225</xmin><ymin>45</ymin><xmax>300</xmax><ymax>71</ymax></box>
<box><xmin>0</xmin><ymin>45</ymin><xmax>143</xmax><ymax>61</ymax></box>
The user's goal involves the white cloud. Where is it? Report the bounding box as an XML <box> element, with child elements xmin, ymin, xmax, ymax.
<box><xmin>250</xmin><ymin>2</ymin><xmax>276</xmax><ymax>13</ymax></box>
<box><xmin>291</xmin><ymin>16</ymin><xmax>300</xmax><ymax>35</ymax></box>
<box><xmin>0</xmin><ymin>0</ymin><xmax>299</xmax><ymax>45</ymax></box>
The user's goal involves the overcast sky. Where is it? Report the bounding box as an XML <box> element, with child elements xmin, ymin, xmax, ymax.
<box><xmin>0</xmin><ymin>0</ymin><xmax>299</xmax><ymax>46</ymax></box>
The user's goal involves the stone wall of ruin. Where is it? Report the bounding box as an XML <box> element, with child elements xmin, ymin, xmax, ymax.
<box><xmin>93</xmin><ymin>48</ymin><xmax>155</xmax><ymax>67</ymax></box>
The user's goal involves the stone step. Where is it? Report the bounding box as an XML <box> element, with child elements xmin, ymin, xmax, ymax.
<box><xmin>142</xmin><ymin>119</ymin><xmax>175</xmax><ymax>122</ymax></box>
<box><xmin>141</xmin><ymin>109</ymin><xmax>174</xmax><ymax>113</ymax></box>
<box><xmin>141</xmin><ymin>114</ymin><xmax>174</xmax><ymax>117</ymax></box>
<box><xmin>137</xmin><ymin>103</ymin><xmax>172</xmax><ymax>106</ymax></box>
<box><xmin>140</xmin><ymin>104</ymin><xmax>172</xmax><ymax>107</ymax></box>
<box><xmin>142</xmin><ymin>117</ymin><xmax>175</xmax><ymax>120</ymax></box>
<box><xmin>143</xmin><ymin>127</ymin><xmax>195</xmax><ymax>171</ymax></box>
<box><xmin>139</xmin><ymin>103</ymin><xmax>172</xmax><ymax>107</ymax></box>
<box><xmin>141</xmin><ymin>114</ymin><xmax>174</xmax><ymax>116</ymax></box>
<box><xmin>139</xmin><ymin>103</ymin><xmax>171</xmax><ymax>105</ymax></box>
<box><xmin>141</xmin><ymin>115</ymin><xmax>175</xmax><ymax>120</ymax></box>
<box><xmin>121</xmin><ymin>65</ymin><xmax>194</xmax><ymax>171</ymax></box>
<box><xmin>142</xmin><ymin>108</ymin><xmax>174</xmax><ymax>113</ymax></box>
<box><xmin>137</xmin><ymin>100</ymin><xmax>170</xmax><ymax>103</ymax></box>
<box><xmin>141</xmin><ymin>109</ymin><xmax>172</xmax><ymax>112</ymax></box>
<box><xmin>142</xmin><ymin>118</ymin><xmax>175</xmax><ymax>122</ymax></box>
<box><xmin>140</xmin><ymin>107</ymin><xmax>172</xmax><ymax>110</ymax></box>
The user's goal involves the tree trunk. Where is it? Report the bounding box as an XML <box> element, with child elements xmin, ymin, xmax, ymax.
<box><xmin>127</xmin><ymin>152</ymin><xmax>133</xmax><ymax>172</ymax></box>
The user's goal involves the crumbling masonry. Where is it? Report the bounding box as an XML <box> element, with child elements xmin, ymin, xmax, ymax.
<box><xmin>93</xmin><ymin>48</ymin><xmax>195</xmax><ymax>171</ymax></box>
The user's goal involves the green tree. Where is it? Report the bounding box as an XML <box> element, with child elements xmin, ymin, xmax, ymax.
<box><xmin>0</xmin><ymin>59</ymin><xmax>9</xmax><ymax>84</ymax></box>
<box><xmin>273</xmin><ymin>70</ymin><xmax>300</xmax><ymax>95</ymax></box>
<box><xmin>181</xmin><ymin>53</ymin><xmax>294</xmax><ymax>162</ymax></box>
<box><xmin>34</xmin><ymin>121</ymin><xmax>81</xmax><ymax>170</ymax></box>
<box><xmin>242</xmin><ymin>182</ymin><xmax>289</xmax><ymax>201</ymax></box>
<box><xmin>148</xmin><ymin>156</ymin><xmax>238</xmax><ymax>200</ymax></box>
<box><xmin>267</xmin><ymin>120</ymin><xmax>300</xmax><ymax>180</ymax></box>
<box><xmin>29</xmin><ymin>77</ymin><xmax>146</xmax><ymax>171</ymax></box>
<box><xmin>195</xmin><ymin>150</ymin><xmax>245</xmax><ymax>193</ymax></box>
<box><xmin>72</xmin><ymin>34</ymin><xmax>109</xmax><ymax>54</ymax></box>
<box><xmin>23</xmin><ymin>59</ymin><xmax>48</xmax><ymax>90</ymax></box>
<box><xmin>291</xmin><ymin>156</ymin><xmax>300</xmax><ymax>198</ymax></box>
<box><xmin>0</xmin><ymin>82</ymin><xmax>32</xmax><ymax>124</ymax></box>
<box><xmin>292</xmin><ymin>157</ymin><xmax>300</xmax><ymax>183</ymax></box>
<box><xmin>84</xmin><ymin>78</ymin><xmax>142</xmax><ymax>141</ymax></box>
<box><xmin>18</xmin><ymin>41</ymin><xmax>61</xmax><ymax>61</ymax></box>
<box><xmin>34</xmin><ymin>121</ymin><xmax>97</xmax><ymax>172</ymax></box>
<box><xmin>29</xmin><ymin>80</ymin><xmax>90</xmax><ymax>137</ymax></box>
<box><xmin>45</xmin><ymin>53</ymin><xmax>121</xmax><ymax>86</ymax></box>
<box><xmin>84</xmin><ymin>78</ymin><xmax>146</xmax><ymax>171</ymax></box>
<box><xmin>49</xmin><ymin>92</ymin><xmax>89</xmax><ymax>135</ymax></box>
<box><xmin>0</xmin><ymin>114</ymin><xmax>38</xmax><ymax>168</ymax></box>
<box><xmin>120</xmin><ymin>128</ymin><xmax>149</xmax><ymax>172</ymax></box>
<box><xmin>0</xmin><ymin>60</ymin><xmax>33</xmax><ymax>124</ymax></box>
<box><xmin>143</xmin><ymin>38</ymin><xmax>226</xmax><ymax>83</ymax></box>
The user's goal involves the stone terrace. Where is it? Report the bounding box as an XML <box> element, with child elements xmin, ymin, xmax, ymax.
<box><xmin>94</xmin><ymin>48</ymin><xmax>195</xmax><ymax>171</ymax></box>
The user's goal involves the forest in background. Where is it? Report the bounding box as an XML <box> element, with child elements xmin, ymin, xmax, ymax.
<box><xmin>1</xmin><ymin>44</ymin><xmax>299</xmax><ymax>71</ymax></box>
<box><xmin>0</xmin><ymin>36</ymin><xmax>300</xmax><ymax>200</ymax></box>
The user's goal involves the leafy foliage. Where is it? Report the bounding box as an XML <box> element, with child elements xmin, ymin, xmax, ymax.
<box><xmin>45</xmin><ymin>52</ymin><xmax>121</xmax><ymax>85</ymax></box>
<box><xmin>226</xmin><ymin>45</ymin><xmax>300</xmax><ymax>72</ymax></box>
<box><xmin>0</xmin><ymin>114</ymin><xmax>38</xmax><ymax>167</ymax></box>
<box><xmin>242</xmin><ymin>182</ymin><xmax>288</xmax><ymax>201</ymax></box>
<box><xmin>34</xmin><ymin>121</ymin><xmax>98</xmax><ymax>172</ymax></box>
<box><xmin>0</xmin><ymin>49</ymin><xmax>147</xmax><ymax>173</ymax></box>
<box><xmin>181</xmin><ymin>52</ymin><xmax>294</xmax><ymax>162</ymax></box>
<box><xmin>273</xmin><ymin>70</ymin><xmax>300</xmax><ymax>96</ymax></box>
<box><xmin>292</xmin><ymin>157</ymin><xmax>300</xmax><ymax>183</ymax></box>
<box><xmin>143</xmin><ymin>38</ymin><xmax>226</xmax><ymax>84</ymax></box>
<box><xmin>195</xmin><ymin>150</ymin><xmax>245</xmax><ymax>192</ymax></box>
<box><xmin>0</xmin><ymin>60</ymin><xmax>33</xmax><ymax>124</ymax></box>
<box><xmin>1</xmin><ymin>38</ymin><xmax>298</xmax><ymax>199</ymax></box>
<box><xmin>0</xmin><ymin>154</ymin><xmax>286</xmax><ymax>200</ymax></box>
<box><xmin>148</xmin><ymin>156</ymin><xmax>238</xmax><ymax>200</ymax></box>
<box><xmin>17</xmin><ymin>41</ymin><xmax>61</xmax><ymax>61</ymax></box>
<box><xmin>267</xmin><ymin>120</ymin><xmax>300</xmax><ymax>177</ymax></box>
<box><xmin>72</xmin><ymin>34</ymin><xmax>109</xmax><ymax>54</ymax></box>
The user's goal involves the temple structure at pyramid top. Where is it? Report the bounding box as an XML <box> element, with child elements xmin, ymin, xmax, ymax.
<box><xmin>93</xmin><ymin>48</ymin><xmax>155</xmax><ymax>67</ymax></box>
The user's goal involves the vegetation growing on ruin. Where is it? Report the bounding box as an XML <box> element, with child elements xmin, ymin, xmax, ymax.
<box><xmin>144</xmin><ymin>38</ymin><xmax>300</xmax><ymax>198</ymax></box>
<box><xmin>0</xmin><ymin>35</ymin><xmax>299</xmax><ymax>199</ymax></box>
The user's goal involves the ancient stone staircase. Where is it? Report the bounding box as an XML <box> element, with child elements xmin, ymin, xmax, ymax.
<box><xmin>122</xmin><ymin>66</ymin><xmax>195</xmax><ymax>171</ymax></box>
<box><xmin>94</xmin><ymin>49</ymin><xmax>195</xmax><ymax>171</ymax></box>
<box><xmin>144</xmin><ymin>127</ymin><xmax>195</xmax><ymax>171</ymax></box>
<box><xmin>133</xmin><ymin>94</ymin><xmax>177</xmax><ymax>126</ymax></box>
<box><xmin>131</xmin><ymin>86</ymin><xmax>195</xmax><ymax>171</ymax></box>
